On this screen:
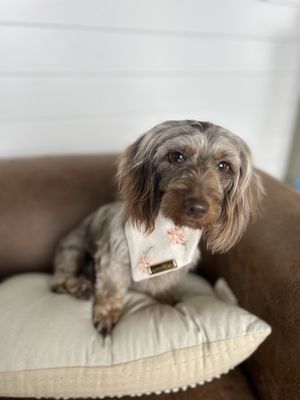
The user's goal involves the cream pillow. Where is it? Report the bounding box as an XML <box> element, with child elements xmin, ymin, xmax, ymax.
<box><xmin>0</xmin><ymin>273</ymin><xmax>270</xmax><ymax>398</ymax></box>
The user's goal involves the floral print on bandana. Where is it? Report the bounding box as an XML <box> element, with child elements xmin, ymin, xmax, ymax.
<box><xmin>138</xmin><ymin>247</ymin><xmax>155</xmax><ymax>274</ymax></box>
<box><xmin>137</xmin><ymin>225</ymin><xmax>188</xmax><ymax>275</ymax></box>
<box><xmin>127</xmin><ymin>211</ymin><xmax>202</xmax><ymax>282</ymax></box>
<box><xmin>167</xmin><ymin>226</ymin><xmax>186</xmax><ymax>246</ymax></box>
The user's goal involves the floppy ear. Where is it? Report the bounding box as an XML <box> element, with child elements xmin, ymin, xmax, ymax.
<box><xmin>204</xmin><ymin>144</ymin><xmax>264</xmax><ymax>254</ymax></box>
<box><xmin>117</xmin><ymin>136</ymin><xmax>161</xmax><ymax>232</ymax></box>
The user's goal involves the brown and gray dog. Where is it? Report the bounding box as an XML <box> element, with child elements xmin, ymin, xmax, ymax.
<box><xmin>50</xmin><ymin>120</ymin><xmax>264</xmax><ymax>334</ymax></box>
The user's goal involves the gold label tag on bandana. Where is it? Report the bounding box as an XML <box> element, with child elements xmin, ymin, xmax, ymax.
<box><xmin>148</xmin><ymin>260</ymin><xmax>177</xmax><ymax>275</ymax></box>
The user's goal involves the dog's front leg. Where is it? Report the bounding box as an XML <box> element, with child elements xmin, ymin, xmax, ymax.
<box><xmin>50</xmin><ymin>219</ymin><xmax>93</xmax><ymax>299</ymax></box>
<box><xmin>92</xmin><ymin>260</ymin><xmax>130</xmax><ymax>335</ymax></box>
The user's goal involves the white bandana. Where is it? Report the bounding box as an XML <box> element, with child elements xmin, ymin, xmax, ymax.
<box><xmin>125</xmin><ymin>211</ymin><xmax>202</xmax><ymax>282</ymax></box>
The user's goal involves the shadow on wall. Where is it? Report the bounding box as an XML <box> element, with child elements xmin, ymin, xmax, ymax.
<box><xmin>285</xmin><ymin>101</ymin><xmax>300</xmax><ymax>190</ymax></box>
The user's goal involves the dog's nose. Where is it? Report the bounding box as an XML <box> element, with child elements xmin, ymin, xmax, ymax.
<box><xmin>184</xmin><ymin>198</ymin><xmax>209</xmax><ymax>219</ymax></box>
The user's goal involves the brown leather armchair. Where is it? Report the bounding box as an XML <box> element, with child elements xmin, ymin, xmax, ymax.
<box><xmin>0</xmin><ymin>155</ymin><xmax>299</xmax><ymax>400</ymax></box>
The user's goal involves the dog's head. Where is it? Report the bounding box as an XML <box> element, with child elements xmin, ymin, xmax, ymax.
<box><xmin>117</xmin><ymin>120</ymin><xmax>264</xmax><ymax>253</ymax></box>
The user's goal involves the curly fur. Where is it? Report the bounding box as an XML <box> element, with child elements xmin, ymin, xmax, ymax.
<box><xmin>50</xmin><ymin>120</ymin><xmax>264</xmax><ymax>334</ymax></box>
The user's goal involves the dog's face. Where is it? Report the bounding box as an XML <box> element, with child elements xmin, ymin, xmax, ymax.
<box><xmin>118</xmin><ymin>120</ymin><xmax>264</xmax><ymax>253</ymax></box>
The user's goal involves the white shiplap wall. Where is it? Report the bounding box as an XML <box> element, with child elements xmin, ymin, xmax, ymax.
<box><xmin>1</xmin><ymin>0</ymin><xmax>300</xmax><ymax>178</ymax></box>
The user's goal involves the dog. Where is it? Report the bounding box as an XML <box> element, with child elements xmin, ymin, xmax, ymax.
<box><xmin>50</xmin><ymin>120</ymin><xmax>264</xmax><ymax>334</ymax></box>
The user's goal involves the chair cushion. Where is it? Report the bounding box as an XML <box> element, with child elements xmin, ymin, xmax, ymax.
<box><xmin>0</xmin><ymin>273</ymin><xmax>270</xmax><ymax>398</ymax></box>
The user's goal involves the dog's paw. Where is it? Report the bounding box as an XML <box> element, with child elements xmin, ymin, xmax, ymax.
<box><xmin>49</xmin><ymin>275</ymin><xmax>69</xmax><ymax>294</ymax></box>
<box><xmin>50</xmin><ymin>275</ymin><xmax>93</xmax><ymax>300</ymax></box>
<box><xmin>92</xmin><ymin>298</ymin><xmax>122</xmax><ymax>335</ymax></box>
<box><xmin>65</xmin><ymin>276</ymin><xmax>93</xmax><ymax>300</ymax></box>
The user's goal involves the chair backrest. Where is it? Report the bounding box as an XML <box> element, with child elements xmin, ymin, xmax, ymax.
<box><xmin>0</xmin><ymin>155</ymin><xmax>118</xmax><ymax>277</ymax></box>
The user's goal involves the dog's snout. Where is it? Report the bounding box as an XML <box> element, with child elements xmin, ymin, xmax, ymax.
<box><xmin>184</xmin><ymin>198</ymin><xmax>209</xmax><ymax>219</ymax></box>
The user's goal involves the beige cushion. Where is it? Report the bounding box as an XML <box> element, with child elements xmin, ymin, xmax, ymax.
<box><xmin>0</xmin><ymin>273</ymin><xmax>271</xmax><ymax>398</ymax></box>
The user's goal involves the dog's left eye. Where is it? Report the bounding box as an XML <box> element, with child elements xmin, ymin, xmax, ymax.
<box><xmin>217</xmin><ymin>161</ymin><xmax>230</xmax><ymax>173</ymax></box>
<box><xmin>168</xmin><ymin>151</ymin><xmax>186</xmax><ymax>164</ymax></box>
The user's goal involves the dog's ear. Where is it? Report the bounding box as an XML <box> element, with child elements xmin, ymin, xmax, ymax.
<box><xmin>117</xmin><ymin>135</ymin><xmax>161</xmax><ymax>232</ymax></box>
<box><xmin>204</xmin><ymin>143</ymin><xmax>264</xmax><ymax>254</ymax></box>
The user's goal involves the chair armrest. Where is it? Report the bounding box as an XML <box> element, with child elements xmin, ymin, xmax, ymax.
<box><xmin>200</xmin><ymin>171</ymin><xmax>300</xmax><ymax>400</ymax></box>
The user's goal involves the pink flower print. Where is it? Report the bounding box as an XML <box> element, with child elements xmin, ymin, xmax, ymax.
<box><xmin>138</xmin><ymin>255</ymin><xmax>155</xmax><ymax>274</ymax></box>
<box><xmin>167</xmin><ymin>227</ymin><xmax>185</xmax><ymax>245</ymax></box>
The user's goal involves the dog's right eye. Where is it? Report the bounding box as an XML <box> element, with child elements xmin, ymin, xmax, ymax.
<box><xmin>217</xmin><ymin>161</ymin><xmax>231</xmax><ymax>174</ymax></box>
<box><xmin>168</xmin><ymin>151</ymin><xmax>186</xmax><ymax>164</ymax></box>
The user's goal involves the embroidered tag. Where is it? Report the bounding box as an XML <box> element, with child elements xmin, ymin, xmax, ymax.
<box><xmin>125</xmin><ymin>211</ymin><xmax>202</xmax><ymax>282</ymax></box>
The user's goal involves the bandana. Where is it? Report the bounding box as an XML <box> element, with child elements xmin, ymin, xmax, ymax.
<box><xmin>125</xmin><ymin>211</ymin><xmax>202</xmax><ymax>282</ymax></box>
